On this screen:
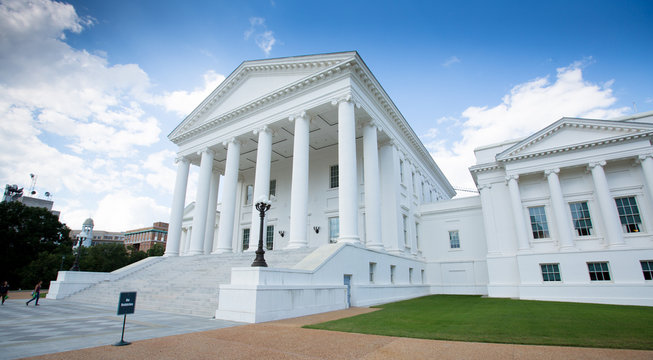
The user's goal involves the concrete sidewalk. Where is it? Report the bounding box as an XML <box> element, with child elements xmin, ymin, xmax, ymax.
<box><xmin>0</xmin><ymin>298</ymin><xmax>243</xmax><ymax>359</ymax></box>
<box><xmin>8</xmin><ymin>303</ymin><xmax>653</xmax><ymax>360</ymax></box>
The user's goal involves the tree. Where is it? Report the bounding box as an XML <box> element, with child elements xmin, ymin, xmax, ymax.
<box><xmin>0</xmin><ymin>201</ymin><xmax>72</xmax><ymax>289</ymax></box>
<box><xmin>146</xmin><ymin>243</ymin><xmax>165</xmax><ymax>257</ymax></box>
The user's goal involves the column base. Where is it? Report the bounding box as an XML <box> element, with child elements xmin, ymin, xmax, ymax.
<box><xmin>211</xmin><ymin>249</ymin><xmax>233</xmax><ymax>254</ymax></box>
<box><xmin>366</xmin><ymin>243</ymin><xmax>385</xmax><ymax>251</ymax></box>
<box><xmin>163</xmin><ymin>251</ymin><xmax>179</xmax><ymax>257</ymax></box>
<box><xmin>608</xmin><ymin>242</ymin><xmax>627</xmax><ymax>249</ymax></box>
<box><xmin>285</xmin><ymin>242</ymin><xmax>308</xmax><ymax>250</ymax></box>
<box><xmin>559</xmin><ymin>245</ymin><xmax>577</xmax><ymax>252</ymax></box>
<box><xmin>338</xmin><ymin>236</ymin><xmax>360</xmax><ymax>244</ymax></box>
<box><xmin>186</xmin><ymin>250</ymin><xmax>204</xmax><ymax>256</ymax></box>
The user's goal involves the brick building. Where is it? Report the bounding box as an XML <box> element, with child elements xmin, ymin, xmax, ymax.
<box><xmin>124</xmin><ymin>222</ymin><xmax>168</xmax><ymax>252</ymax></box>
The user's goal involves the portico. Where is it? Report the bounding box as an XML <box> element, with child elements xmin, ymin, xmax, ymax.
<box><xmin>163</xmin><ymin>52</ymin><xmax>453</xmax><ymax>258</ymax></box>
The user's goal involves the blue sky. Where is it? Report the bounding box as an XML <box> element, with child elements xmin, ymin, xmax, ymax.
<box><xmin>1</xmin><ymin>0</ymin><xmax>651</xmax><ymax>231</ymax></box>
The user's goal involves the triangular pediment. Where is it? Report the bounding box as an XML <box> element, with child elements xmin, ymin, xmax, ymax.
<box><xmin>497</xmin><ymin>117</ymin><xmax>653</xmax><ymax>161</ymax></box>
<box><xmin>168</xmin><ymin>52</ymin><xmax>358</xmax><ymax>142</ymax></box>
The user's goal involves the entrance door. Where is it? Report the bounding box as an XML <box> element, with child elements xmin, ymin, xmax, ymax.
<box><xmin>343</xmin><ymin>274</ymin><xmax>352</xmax><ymax>308</ymax></box>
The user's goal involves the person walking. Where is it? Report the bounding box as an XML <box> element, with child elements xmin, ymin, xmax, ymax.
<box><xmin>25</xmin><ymin>280</ymin><xmax>42</xmax><ymax>306</ymax></box>
<box><xmin>0</xmin><ymin>281</ymin><xmax>9</xmax><ymax>305</ymax></box>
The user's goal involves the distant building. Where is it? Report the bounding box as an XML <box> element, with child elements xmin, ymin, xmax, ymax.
<box><xmin>3</xmin><ymin>184</ymin><xmax>60</xmax><ymax>218</ymax></box>
<box><xmin>124</xmin><ymin>222</ymin><xmax>169</xmax><ymax>252</ymax></box>
<box><xmin>69</xmin><ymin>228</ymin><xmax>125</xmax><ymax>246</ymax></box>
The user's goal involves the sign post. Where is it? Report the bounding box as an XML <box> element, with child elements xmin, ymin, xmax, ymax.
<box><xmin>114</xmin><ymin>291</ymin><xmax>136</xmax><ymax>346</ymax></box>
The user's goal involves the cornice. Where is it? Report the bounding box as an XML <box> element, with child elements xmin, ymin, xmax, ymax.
<box><xmin>469</xmin><ymin>162</ymin><xmax>502</xmax><ymax>174</ymax></box>
<box><xmin>497</xmin><ymin>120</ymin><xmax>653</xmax><ymax>163</ymax></box>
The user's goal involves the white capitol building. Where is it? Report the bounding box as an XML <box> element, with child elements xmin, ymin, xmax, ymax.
<box><xmin>49</xmin><ymin>52</ymin><xmax>653</xmax><ymax>322</ymax></box>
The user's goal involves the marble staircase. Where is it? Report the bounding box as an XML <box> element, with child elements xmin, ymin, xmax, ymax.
<box><xmin>66</xmin><ymin>248</ymin><xmax>315</xmax><ymax>318</ymax></box>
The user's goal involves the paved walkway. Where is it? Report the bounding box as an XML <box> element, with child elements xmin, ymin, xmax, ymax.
<box><xmin>2</xmin><ymin>299</ymin><xmax>652</xmax><ymax>360</ymax></box>
<box><xmin>0</xmin><ymin>298</ymin><xmax>243</xmax><ymax>359</ymax></box>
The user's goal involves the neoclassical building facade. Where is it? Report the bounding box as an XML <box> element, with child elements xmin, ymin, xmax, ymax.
<box><xmin>157</xmin><ymin>51</ymin><xmax>652</xmax><ymax>320</ymax></box>
<box><xmin>164</xmin><ymin>52</ymin><xmax>454</xmax><ymax>259</ymax></box>
<box><xmin>49</xmin><ymin>52</ymin><xmax>652</xmax><ymax>322</ymax></box>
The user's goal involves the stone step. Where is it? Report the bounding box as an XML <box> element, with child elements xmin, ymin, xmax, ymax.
<box><xmin>66</xmin><ymin>248</ymin><xmax>316</xmax><ymax>317</ymax></box>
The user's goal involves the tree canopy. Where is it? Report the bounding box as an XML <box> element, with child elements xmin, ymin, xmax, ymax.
<box><xmin>1</xmin><ymin>201</ymin><xmax>165</xmax><ymax>289</ymax></box>
<box><xmin>0</xmin><ymin>201</ymin><xmax>72</xmax><ymax>289</ymax></box>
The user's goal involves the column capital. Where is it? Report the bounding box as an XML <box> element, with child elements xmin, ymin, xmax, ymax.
<box><xmin>331</xmin><ymin>93</ymin><xmax>352</xmax><ymax>106</ymax></box>
<box><xmin>477</xmin><ymin>183</ymin><xmax>492</xmax><ymax>191</ymax></box>
<box><xmin>196</xmin><ymin>147</ymin><xmax>215</xmax><ymax>157</ymax></box>
<box><xmin>222</xmin><ymin>137</ymin><xmax>242</xmax><ymax>147</ymax></box>
<box><xmin>288</xmin><ymin>111</ymin><xmax>308</xmax><ymax>122</ymax></box>
<box><xmin>638</xmin><ymin>153</ymin><xmax>653</xmax><ymax>162</ymax></box>
<box><xmin>544</xmin><ymin>168</ymin><xmax>560</xmax><ymax>176</ymax></box>
<box><xmin>174</xmin><ymin>156</ymin><xmax>190</xmax><ymax>165</ymax></box>
<box><xmin>253</xmin><ymin>125</ymin><xmax>274</xmax><ymax>136</ymax></box>
<box><xmin>505</xmin><ymin>174</ymin><xmax>519</xmax><ymax>183</ymax></box>
<box><xmin>588</xmin><ymin>160</ymin><xmax>607</xmax><ymax>170</ymax></box>
<box><xmin>331</xmin><ymin>93</ymin><xmax>360</xmax><ymax>108</ymax></box>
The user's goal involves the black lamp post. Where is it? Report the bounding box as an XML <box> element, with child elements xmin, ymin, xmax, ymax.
<box><xmin>70</xmin><ymin>239</ymin><xmax>81</xmax><ymax>271</ymax></box>
<box><xmin>251</xmin><ymin>198</ymin><xmax>271</xmax><ymax>267</ymax></box>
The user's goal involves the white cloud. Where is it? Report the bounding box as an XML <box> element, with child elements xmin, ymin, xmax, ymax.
<box><xmin>244</xmin><ymin>17</ymin><xmax>277</xmax><ymax>56</ymax></box>
<box><xmin>159</xmin><ymin>70</ymin><xmax>225</xmax><ymax>117</ymax></box>
<box><xmin>0</xmin><ymin>0</ymin><xmax>176</xmax><ymax>231</ymax></box>
<box><xmin>425</xmin><ymin>62</ymin><xmax>630</xmax><ymax>195</ymax></box>
<box><xmin>143</xmin><ymin>150</ymin><xmax>177</xmax><ymax>193</ymax></box>
<box><xmin>92</xmin><ymin>192</ymin><xmax>170</xmax><ymax>232</ymax></box>
<box><xmin>442</xmin><ymin>56</ymin><xmax>461</xmax><ymax>67</ymax></box>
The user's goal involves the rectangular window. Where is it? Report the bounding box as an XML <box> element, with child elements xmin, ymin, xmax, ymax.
<box><xmin>421</xmin><ymin>269</ymin><xmax>425</xmax><ymax>284</ymax></box>
<box><xmin>242</xmin><ymin>228</ymin><xmax>250</xmax><ymax>251</ymax></box>
<box><xmin>540</xmin><ymin>263</ymin><xmax>561</xmax><ymax>282</ymax></box>
<box><xmin>402</xmin><ymin>215</ymin><xmax>408</xmax><ymax>246</ymax></box>
<box><xmin>570</xmin><ymin>202</ymin><xmax>593</xmax><ymax>236</ymax></box>
<box><xmin>587</xmin><ymin>262</ymin><xmax>611</xmax><ymax>281</ymax></box>
<box><xmin>329</xmin><ymin>217</ymin><xmax>339</xmax><ymax>243</ymax></box>
<box><xmin>412</xmin><ymin>172</ymin><xmax>416</xmax><ymax>192</ymax></box>
<box><xmin>415</xmin><ymin>223</ymin><xmax>420</xmax><ymax>250</ymax></box>
<box><xmin>399</xmin><ymin>159</ymin><xmax>404</xmax><ymax>183</ymax></box>
<box><xmin>245</xmin><ymin>184</ymin><xmax>254</xmax><ymax>205</ymax></box>
<box><xmin>409</xmin><ymin>267</ymin><xmax>414</xmax><ymax>284</ymax></box>
<box><xmin>329</xmin><ymin>165</ymin><xmax>339</xmax><ymax>188</ymax></box>
<box><xmin>641</xmin><ymin>260</ymin><xmax>653</xmax><ymax>280</ymax></box>
<box><xmin>529</xmin><ymin>206</ymin><xmax>550</xmax><ymax>239</ymax></box>
<box><xmin>369</xmin><ymin>262</ymin><xmax>376</xmax><ymax>284</ymax></box>
<box><xmin>269</xmin><ymin>179</ymin><xmax>277</xmax><ymax>197</ymax></box>
<box><xmin>266</xmin><ymin>225</ymin><xmax>274</xmax><ymax>250</ymax></box>
<box><xmin>615</xmin><ymin>196</ymin><xmax>642</xmax><ymax>233</ymax></box>
<box><xmin>390</xmin><ymin>265</ymin><xmax>396</xmax><ymax>284</ymax></box>
<box><xmin>449</xmin><ymin>230</ymin><xmax>460</xmax><ymax>249</ymax></box>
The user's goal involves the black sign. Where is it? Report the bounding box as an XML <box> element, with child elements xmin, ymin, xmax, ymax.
<box><xmin>117</xmin><ymin>292</ymin><xmax>137</xmax><ymax>315</ymax></box>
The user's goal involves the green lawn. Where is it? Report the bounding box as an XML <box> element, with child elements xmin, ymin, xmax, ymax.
<box><xmin>305</xmin><ymin>295</ymin><xmax>653</xmax><ymax>350</ymax></box>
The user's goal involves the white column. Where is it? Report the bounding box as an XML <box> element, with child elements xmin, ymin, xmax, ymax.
<box><xmin>588</xmin><ymin>161</ymin><xmax>624</xmax><ymax>246</ymax></box>
<box><xmin>478</xmin><ymin>184</ymin><xmax>499</xmax><ymax>253</ymax></box>
<box><xmin>287</xmin><ymin>112</ymin><xmax>310</xmax><ymax>249</ymax></box>
<box><xmin>363</xmin><ymin>121</ymin><xmax>383</xmax><ymax>250</ymax></box>
<box><xmin>545</xmin><ymin>168</ymin><xmax>575</xmax><ymax>249</ymax></box>
<box><xmin>247</xmin><ymin>126</ymin><xmax>273</xmax><ymax>251</ymax></box>
<box><xmin>214</xmin><ymin>139</ymin><xmax>241</xmax><ymax>253</ymax></box>
<box><xmin>203</xmin><ymin>170</ymin><xmax>220</xmax><ymax>254</ymax></box>
<box><xmin>164</xmin><ymin>157</ymin><xmax>190</xmax><ymax>257</ymax></box>
<box><xmin>179</xmin><ymin>227</ymin><xmax>188</xmax><ymax>255</ymax></box>
<box><xmin>334</xmin><ymin>96</ymin><xmax>360</xmax><ymax>244</ymax></box>
<box><xmin>379</xmin><ymin>141</ymin><xmax>402</xmax><ymax>253</ymax></box>
<box><xmin>639</xmin><ymin>154</ymin><xmax>653</xmax><ymax>211</ymax></box>
<box><xmin>506</xmin><ymin>175</ymin><xmax>530</xmax><ymax>250</ymax></box>
<box><xmin>188</xmin><ymin>148</ymin><xmax>214</xmax><ymax>256</ymax></box>
<box><xmin>183</xmin><ymin>226</ymin><xmax>192</xmax><ymax>255</ymax></box>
